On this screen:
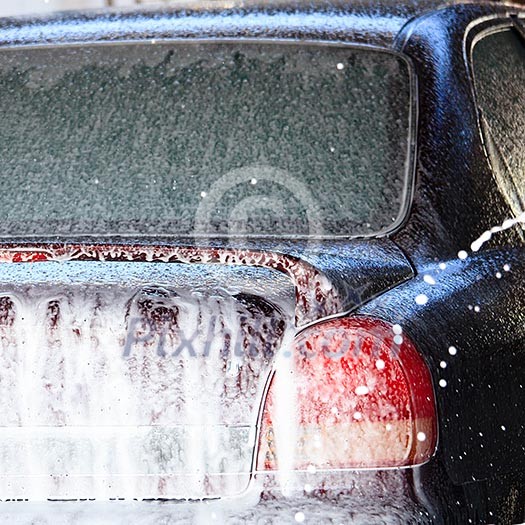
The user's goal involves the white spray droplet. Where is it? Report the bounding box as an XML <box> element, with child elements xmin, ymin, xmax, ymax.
<box><xmin>375</xmin><ymin>359</ymin><xmax>385</xmax><ymax>370</ymax></box>
<box><xmin>355</xmin><ymin>385</ymin><xmax>369</xmax><ymax>396</ymax></box>
<box><xmin>424</xmin><ymin>274</ymin><xmax>436</xmax><ymax>285</ymax></box>
<box><xmin>415</xmin><ymin>294</ymin><xmax>428</xmax><ymax>305</ymax></box>
<box><xmin>392</xmin><ymin>324</ymin><xmax>403</xmax><ymax>335</ymax></box>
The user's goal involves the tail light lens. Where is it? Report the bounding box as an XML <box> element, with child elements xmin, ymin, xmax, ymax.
<box><xmin>257</xmin><ymin>316</ymin><xmax>437</xmax><ymax>471</ymax></box>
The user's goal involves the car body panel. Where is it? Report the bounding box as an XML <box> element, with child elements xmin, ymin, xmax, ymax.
<box><xmin>0</xmin><ymin>238</ymin><xmax>415</xmax><ymax>326</ymax></box>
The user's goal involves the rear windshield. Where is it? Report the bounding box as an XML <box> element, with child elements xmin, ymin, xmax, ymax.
<box><xmin>0</xmin><ymin>42</ymin><xmax>413</xmax><ymax>239</ymax></box>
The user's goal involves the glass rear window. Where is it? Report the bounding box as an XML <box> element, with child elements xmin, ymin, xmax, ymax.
<box><xmin>0</xmin><ymin>42</ymin><xmax>413</xmax><ymax>239</ymax></box>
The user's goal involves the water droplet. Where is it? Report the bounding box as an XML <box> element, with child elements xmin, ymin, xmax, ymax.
<box><xmin>415</xmin><ymin>294</ymin><xmax>428</xmax><ymax>305</ymax></box>
<box><xmin>392</xmin><ymin>324</ymin><xmax>403</xmax><ymax>335</ymax></box>
<box><xmin>375</xmin><ymin>359</ymin><xmax>385</xmax><ymax>370</ymax></box>
<box><xmin>424</xmin><ymin>274</ymin><xmax>436</xmax><ymax>285</ymax></box>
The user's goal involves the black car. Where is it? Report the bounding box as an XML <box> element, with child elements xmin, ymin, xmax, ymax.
<box><xmin>0</xmin><ymin>1</ymin><xmax>523</xmax><ymax>523</ymax></box>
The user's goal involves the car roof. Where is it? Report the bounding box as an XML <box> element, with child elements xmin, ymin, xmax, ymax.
<box><xmin>0</xmin><ymin>1</ymin><xmax>518</xmax><ymax>50</ymax></box>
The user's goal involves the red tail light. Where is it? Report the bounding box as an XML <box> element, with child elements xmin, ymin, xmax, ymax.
<box><xmin>257</xmin><ymin>316</ymin><xmax>437</xmax><ymax>471</ymax></box>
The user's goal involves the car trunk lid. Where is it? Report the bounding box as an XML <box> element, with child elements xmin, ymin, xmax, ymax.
<box><xmin>0</xmin><ymin>240</ymin><xmax>413</xmax><ymax>500</ymax></box>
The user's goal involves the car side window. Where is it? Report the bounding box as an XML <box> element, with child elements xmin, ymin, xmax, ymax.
<box><xmin>472</xmin><ymin>26</ymin><xmax>525</xmax><ymax>217</ymax></box>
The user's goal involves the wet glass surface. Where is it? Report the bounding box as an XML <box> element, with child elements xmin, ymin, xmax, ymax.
<box><xmin>472</xmin><ymin>28</ymin><xmax>525</xmax><ymax>219</ymax></box>
<box><xmin>0</xmin><ymin>43</ymin><xmax>411</xmax><ymax>238</ymax></box>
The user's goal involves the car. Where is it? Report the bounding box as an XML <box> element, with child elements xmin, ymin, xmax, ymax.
<box><xmin>0</xmin><ymin>0</ymin><xmax>523</xmax><ymax>523</ymax></box>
